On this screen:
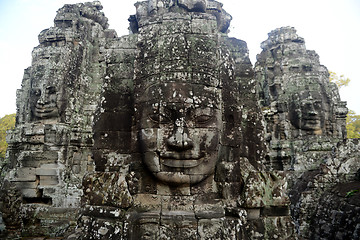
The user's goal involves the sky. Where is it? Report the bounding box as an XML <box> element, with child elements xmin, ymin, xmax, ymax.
<box><xmin>0</xmin><ymin>0</ymin><xmax>359</xmax><ymax>118</ymax></box>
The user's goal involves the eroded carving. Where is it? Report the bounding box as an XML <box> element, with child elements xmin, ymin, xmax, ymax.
<box><xmin>138</xmin><ymin>83</ymin><xmax>222</xmax><ymax>185</ymax></box>
<box><xmin>3</xmin><ymin>2</ymin><xmax>358</xmax><ymax>240</ymax></box>
<box><xmin>1</xmin><ymin>2</ymin><xmax>111</xmax><ymax>238</ymax></box>
<box><xmin>289</xmin><ymin>90</ymin><xmax>327</xmax><ymax>134</ymax></box>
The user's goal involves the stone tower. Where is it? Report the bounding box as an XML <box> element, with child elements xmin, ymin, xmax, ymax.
<box><xmin>255</xmin><ymin>26</ymin><xmax>348</xmax><ymax>171</ymax></box>
<box><xmin>79</xmin><ymin>1</ymin><xmax>295</xmax><ymax>239</ymax></box>
<box><xmin>1</xmin><ymin>1</ymin><xmax>114</xmax><ymax>237</ymax></box>
<box><xmin>255</xmin><ymin>27</ymin><xmax>360</xmax><ymax>239</ymax></box>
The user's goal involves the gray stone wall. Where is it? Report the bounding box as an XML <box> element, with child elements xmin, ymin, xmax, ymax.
<box><xmin>0</xmin><ymin>1</ymin><xmax>358</xmax><ymax>240</ymax></box>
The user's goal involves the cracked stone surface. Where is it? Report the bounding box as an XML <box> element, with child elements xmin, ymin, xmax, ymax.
<box><xmin>0</xmin><ymin>2</ymin><xmax>358</xmax><ymax>240</ymax></box>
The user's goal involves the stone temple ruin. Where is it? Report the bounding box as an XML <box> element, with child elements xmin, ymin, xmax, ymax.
<box><xmin>0</xmin><ymin>0</ymin><xmax>359</xmax><ymax>239</ymax></box>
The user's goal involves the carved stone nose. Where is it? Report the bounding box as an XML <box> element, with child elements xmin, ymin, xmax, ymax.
<box><xmin>37</xmin><ymin>90</ymin><xmax>48</xmax><ymax>105</ymax></box>
<box><xmin>308</xmin><ymin>104</ymin><xmax>318</xmax><ymax>116</ymax></box>
<box><xmin>308</xmin><ymin>110</ymin><xmax>318</xmax><ymax>116</ymax></box>
<box><xmin>166</xmin><ymin>126</ymin><xmax>194</xmax><ymax>151</ymax></box>
<box><xmin>37</xmin><ymin>96</ymin><xmax>45</xmax><ymax>105</ymax></box>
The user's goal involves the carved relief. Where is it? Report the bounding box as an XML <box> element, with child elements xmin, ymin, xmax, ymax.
<box><xmin>7</xmin><ymin>1</ymin><xmax>358</xmax><ymax>239</ymax></box>
<box><xmin>29</xmin><ymin>47</ymin><xmax>66</xmax><ymax>122</ymax></box>
<box><xmin>289</xmin><ymin>90</ymin><xmax>327</xmax><ymax>134</ymax></box>
<box><xmin>138</xmin><ymin>83</ymin><xmax>222</xmax><ymax>185</ymax></box>
<box><xmin>256</xmin><ymin>27</ymin><xmax>345</xmax><ymax>139</ymax></box>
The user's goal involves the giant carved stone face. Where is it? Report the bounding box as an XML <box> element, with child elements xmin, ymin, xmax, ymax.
<box><xmin>31</xmin><ymin>84</ymin><xmax>59</xmax><ymax>119</ymax></box>
<box><xmin>138</xmin><ymin>82</ymin><xmax>222</xmax><ymax>185</ymax></box>
<box><xmin>289</xmin><ymin>91</ymin><xmax>325</xmax><ymax>133</ymax></box>
<box><xmin>30</xmin><ymin>47</ymin><xmax>66</xmax><ymax>121</ymax></box>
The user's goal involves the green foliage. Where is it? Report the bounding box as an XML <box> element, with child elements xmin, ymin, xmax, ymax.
<box><xmin>329</xmin><ymin>71</ymin><xmax>351</xmax><ymax>88</ymax></box>
<box><xmin>0</xmin><ymin>113</ymin><xmax>16</xmax><ymax>160</ymax></box>
<box><xmin>347</xmin><ymin>110</ymin><xmax>360</xmax><ymax>138</ymax></box>
<box><xmin>329</xmin><ymin>71</ymin><xmax>360</xmax><ymax>138</ymax></box>
<box><xmin>345</xmin><ymin>189</ymin><xmax>359</xmax><ymax>198</ymax></box>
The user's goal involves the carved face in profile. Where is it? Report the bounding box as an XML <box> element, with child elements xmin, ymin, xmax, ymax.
<box><xmin>138</xmin><ymin>83</ymin><xmax>222</xmax><ymax>185</ymax></box>
<box><xmin>289</xmin><ymin>92</ymin><xmax>325</xmax><ymax>132</ymax></box>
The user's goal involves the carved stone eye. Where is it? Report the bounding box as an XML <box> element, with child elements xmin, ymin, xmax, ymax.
<box><xmin>148</xmin><ymin>114</ymin><xmax>172</xmax><ymax>124</ymax></box>
<box><xmin>47</xmin><ymin>86</ymin><xmax>56</xmax><ymax>94</ymax></box>
<box><xmin>194</xmin><ymin>114</ymin><xmax>213</xmax><ymax>124</ymax></box>
<box><xmin>148</xmin><ymin>114</ymin><xmax>159</xmax><ymax>123</ymax></box>
<box><xmin>313</xmin><ymin>102</ymin><xmax>322</xmax><ymax>109</ymax></box>
<box><xmin>33</xmin><ymin>89</ymin><xmax>41</xmax><ymax>96</ymax></box>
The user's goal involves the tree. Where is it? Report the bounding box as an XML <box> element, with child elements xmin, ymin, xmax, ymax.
<box><xmin>0</xmin><ymin>113</ymin><xmax>16</xmax><ymax>160</ymax></box>
<box><xmin>346</xmin><ymin>110</ymin><xmax>360</xmax><ymax>138</ymax></box>
<box><xmin>329</xmin><ymin>71</ymin><xmax>351</xmax><ymax>88</ymax></box>
<box><xmin>329</xmin><ymin>71</ymin><xmax>359</xmax><ymax>139</ymax></box>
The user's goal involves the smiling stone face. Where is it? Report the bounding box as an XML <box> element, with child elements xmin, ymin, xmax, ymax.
<box><xmin>31</xmin><ymin>84</ymin><xmax>59</xmax><ymax>119</ymax></box>
<box><xmin>289</xmin><ymin>91</ymin><xmax>326</xmax><ymax>133</ymax></box>
<box><xmin>137</xmin><ymin>82</ymin><xmax>222</xmax><ymax>185</ymax></box>
<box><xmin>29</xmin><ymin>47</ymin><xmax>69</xmax><ymax>122</ymax></box>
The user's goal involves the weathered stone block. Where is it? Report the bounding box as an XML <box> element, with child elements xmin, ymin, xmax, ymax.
<box><xmin>242</xmin><ymin>172</ymin><xmax>290</xmax><ymax>208</ymax></box>
<box><xmin>80</xmin><ymin>216</ymin><xmax>124</xmax><ymax>240</ymax></box>
<box><xmin>83</xmin><ymin>172</ymin><xmax>133</xmax><ymax>208</ymax></box>
<box><xmin>14</xmin><ymin>181</ymin><xmax>38</xmax><ymax>189</ymax></box>
<box><xmin>20</xmin><ymin>188</ymin><xmax>40</xmax><ymax>198</ymax></box>
<box><xmin>82</xmin><ymin>205</ymin><xmax>126</xmax><ymax>219</ymax></box>
<box><xmin>21</xmin><ymin>151</ymin><xmax>59</xmax><ymax>168</ymax></box>
<box><xmin>132</xmin><ymin>194</ymin><xmax>162</xmax><ymax>211</ymax></box>
<box><xmin>102</xmin><ymin>91</ymin><xmax>132</xmax><ymax>111</ymax></box>
<box><xmin>191</xmin><ymin>17</ymin><xmax>218</xmax><ymax>34</ymax></box>
<box><xmin>161</xmin><ymin>18</ymin><xmax>191</xmax><ymax>35</ymax></box>
<box><xmin>126</xmin><ymin>211</ymin><xmax>161</xmax><ymax>239</ymax></box>
<box><xmin>160</xmin><ymin>211</ymin><xmax>198</xmax><ymax>240</ymax></box>
<box><xmin>194</xmin><ymin>201</ymin><xmax>225</xmax><ymax>219</ymax></box>
<box><xmin>215</xmin><ymin>161</ymin><xmax>243</xmax><ymax>182</ymax></box>
<box><xmin>107</xmin><ymin>63</ymin><xmax>134</xmax><ymax>80</ymax></box>
<box><xmin>39</xmin><ymin>175</ymin><xmax>59</xmax><ymax>186</ymax></box>
<box><xmin>246</xmin><ymin>208</ymin><xmax>260</xmax><ymax>220</ymax></box>
<box><xmin>13</xmin><ymin>167</ymin><xmax>37</xmax><ymax>181</ymax></box>
<box><xmin>218</xmin><ymin>182</ymin><xmax>243</xmax><ymax>200</ymax></box>
<box><xmin>35</xmin><ymin>168</ymin><xmax>57</xmax><ymax>176</ymax></box>
<box><xmin>94</xmin><ymin>111</ymin><xmax>132</xmax><ymax>131</ymax></box>
<box><xmin>105</xmin><ymin>35</ymin><xmax>137</xmax><ymax>49</ymax></box>
<box><xmin>105</xmin><ymin>49</ymin><xmax>135</xmax><ymax>64</ymax></box>
<box><xmin>161</xmin><ymin>195</ymin><xmax>195</xmax><ymax>212</ymax></box>
<box><xmin>198</xmin><ymin>218</ymin><xmax>225</xmax><ymax>239</ymax></box>
<box><xmin>93</xmin><ymin>131</ymin><xmax>132</xmax><ymax>151</ymax></box>
<box><xmin>28</xmin><ymin>135</ymin><xmax>45</xmax><ymax>144</ymax></box>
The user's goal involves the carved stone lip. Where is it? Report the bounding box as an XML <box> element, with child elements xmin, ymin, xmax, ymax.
<box><xmin>161</xmin><ymin>158</ymin><xmax>203</xmax><ymax>168</ymax></box>
<box><xmin>303</xmin><ymin>117</ymin><xmax>320</xmax><ymax>120</ymax></box>
<box><xmin>303</xmin><ymin>118</ymin><xmax>321</xmax><ymax>123</ymax></box>
<box><xmin>35</xmin><ymin>107</ymin><xmax>57</xmax><ymax>114</ymax></box>
<box><xmin>160</xmin><ymin>152</ymin><xmax>203</xmax><ymax>159</ymax></box>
